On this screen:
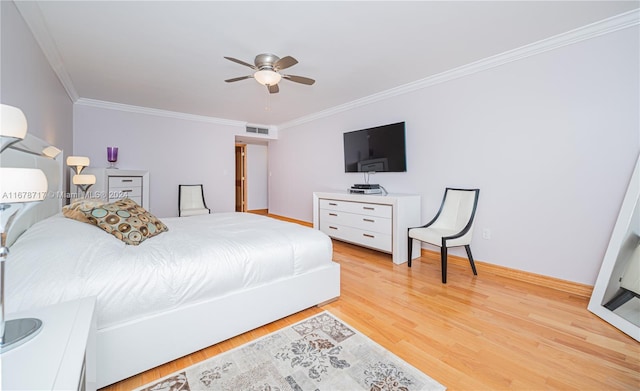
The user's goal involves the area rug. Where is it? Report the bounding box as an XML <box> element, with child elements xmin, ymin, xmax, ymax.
<box><xmin>135</xmin><ymin>311</ymin><xmax>446</xmax><ymax>391</ymax></box>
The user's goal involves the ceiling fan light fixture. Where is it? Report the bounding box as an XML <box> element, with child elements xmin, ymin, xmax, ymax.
<box><xmin>254</xmin><ymin>69</ymin><xmax>281</xmax><ymax>86</ymax></box>
<box><xmin>224</xmin><ymin>54</ymin><xmax>314</xmax><ymax>94</ymax></box>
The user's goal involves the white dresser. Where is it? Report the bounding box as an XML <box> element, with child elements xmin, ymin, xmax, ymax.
<box><xmin>313</xmin><ymin>192</ymin><xmax>421</xmax><ymax>264</ymax></box>
<box><xmin>79</xmin><ymin>168</ymin><xmax>150</xmax><ymax>208</ymax></box>
<box><xmin>2</xmin><ymin>297</ymin><xmax>97</xmax><ymax>391</ymax></box>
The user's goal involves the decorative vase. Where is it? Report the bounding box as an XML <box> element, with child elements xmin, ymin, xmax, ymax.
<box><xmin>107</xmin><ymin>146</ymin><xmax>118</xmax><ymax>169</ymax></box>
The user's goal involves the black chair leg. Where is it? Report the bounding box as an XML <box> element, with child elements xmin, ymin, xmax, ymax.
<box><xmin>408</xmin><ymin>236</ymin><xmax>413</xmax><ymax>267</ymax></box>
<box><xmin>441</xmin><ymin>246</ymin><xmax>447</xmax><ymax>283</ymax></box>
<box><xmin>465</xmin><ymin>245</ymin><xmax>478</xmax><ymax>275</ymax></box>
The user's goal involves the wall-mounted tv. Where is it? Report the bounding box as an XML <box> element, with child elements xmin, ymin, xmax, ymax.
<box><xmin>343</xmin><ymin>121</ymin><xmax>407</xmax><ymax>173</ymax></box>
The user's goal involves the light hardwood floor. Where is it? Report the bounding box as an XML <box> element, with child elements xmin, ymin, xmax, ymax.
<box><xmin>101</xmin><ymin>239</ymin><xmax>639</xmax><ymax>391</ymax></box>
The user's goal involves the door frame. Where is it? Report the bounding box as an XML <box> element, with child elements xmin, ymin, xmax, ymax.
<box><xmin>235</xmin><ymin>143</ymin><xmax>247</xmax><ymax>212</ymax></box>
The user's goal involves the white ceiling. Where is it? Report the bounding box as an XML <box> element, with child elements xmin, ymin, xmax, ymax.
<box><xmin>16</xmin><ymin>1</ymin><xmax>639</xmax><ymax>126</ymax></box>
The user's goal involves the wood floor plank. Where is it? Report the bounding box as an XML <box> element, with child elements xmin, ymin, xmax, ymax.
<box><xmin>100</xmin><ymin>238</ymin><xmax>639</xmax><ymax>391</ymax></box>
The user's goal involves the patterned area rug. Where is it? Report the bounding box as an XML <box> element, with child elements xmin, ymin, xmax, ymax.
<box><xmin>135</xmin><ymin>311</ymin><xmax>446</xmax><ymax>391</ymax></box>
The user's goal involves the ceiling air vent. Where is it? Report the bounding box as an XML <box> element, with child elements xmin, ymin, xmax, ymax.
<box><xmin>246</xmin><ymin>126</ymin><xmax>269</xmax><ymax>135</ymax></box>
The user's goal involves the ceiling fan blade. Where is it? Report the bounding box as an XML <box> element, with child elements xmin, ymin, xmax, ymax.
<box><xmin>224</xmin><ymin>56</ymin><xmax>257</xmax><ymax>69</ymax></box>
<box><xmin>274</xmin><ymin>56</ymin><xmax>298</xmax><ymax>71</ymax></box>
<box><xmin>225</xmin><ymin>75</ymin><xmax>252</xmax><ymax>83</ymax></box>
<box><xmin>282</xmin><ymin>74</ymin><xmax>315</xmax><ymax>85</ymax></box>
<box><xmin>268</xmin><ymin>84</ymin><xmax>279</xmax><ymax>94</ymax></box>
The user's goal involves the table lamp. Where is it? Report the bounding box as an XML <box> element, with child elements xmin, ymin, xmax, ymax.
<box><xmin>66</xmin><ymin>156</ymin><xmax>90</xmax><ymax>175</ymax></box>
<box><xmin>1</xmin><ymin>104</ymin><xmax>50</xmax><ymax>353</ymax></box>
<box><xmin>73</xmin><ymin>174</ymin><xmax>96</xmax><ymax>198</ymax></box>
<box><xmin>0</xmin><ymin>168</ymin><xmax>48</xmax><ymax>353</ymax></box>
<box><xmin>0</xmin><ymin>104</ymin><xmax>27</xmax><ymax>152</ymax></box>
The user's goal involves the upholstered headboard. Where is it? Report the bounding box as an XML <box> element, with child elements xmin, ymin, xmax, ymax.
<box><xmin>2</xmin><ymin>135</ymin><xmax>63</xmax><ymax>245</ymax></box>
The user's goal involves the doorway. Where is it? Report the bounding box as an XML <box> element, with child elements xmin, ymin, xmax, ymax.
<box><xmin>235</xmin><ymin>139</ymin><xmax>269</xmax><ymax>214</ymax></box>
<box><xmin>235</xmin><ymin>143</ymin><xmax>247</xmax><ymax>212</ymax></box>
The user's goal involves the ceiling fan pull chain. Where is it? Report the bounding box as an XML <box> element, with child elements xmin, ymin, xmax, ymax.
<box><xmin>264</xmin><ymin>93</ymin><xmax>271</xmax><ymax>112</ymax></box>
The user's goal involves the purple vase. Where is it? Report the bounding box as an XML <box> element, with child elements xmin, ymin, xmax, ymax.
<box><xmin>107</xmin><ymin>147</ymin><xmax>118</xmax><ymax>168</ymax></box>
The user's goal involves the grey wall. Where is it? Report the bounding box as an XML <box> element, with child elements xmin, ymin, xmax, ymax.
<box><xmin>73</xmin><ymin>104</ymin><xmax>240</xmax><ymax>217</ymax></box>
<box><xmin>1</xmin><ymin>1</ymin><xmax>73</xmax><ymax>188</ymax></box>
<box><xmin>268</xmin><ymin>26</ymin><xmax>640</xmax><ymax>285</ymax></box>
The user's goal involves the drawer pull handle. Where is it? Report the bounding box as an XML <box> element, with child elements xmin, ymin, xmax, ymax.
<box><xmin>329</xmin><ymin>213</ymin><xmax>338</xmax><ymax>216</ymax></box>
<box><xmin>363</xmin><ymin>207</ymin><xmax>375</xmax><ymax>210</ymax></box>
<box><xmin>329</xmin><ymin>226</ymin><xmax>338</xmax><ymax>230</ymax></box>
<box><xmin>121</xmin><ymin>189</ymin><xmax>133</xmax><ymax>193</ymax></box>
<box><xmin>363</xmin><ymin>218</ymin><xmax>375</xmax><ymax>223</ymax></box>
<box><xmin>121</xmin><ymin>179</ymin><xmax>133</xmax><ymax>182</ymax></box>
<box><xmin>328</xmin><ymin>202</ymin><xmax>338</xmax><ymax>206</ymax></box>
<box><xmin>363</xmin><ymin>233</ymin><xmax>375</xmax><ymax>238</ymax></box>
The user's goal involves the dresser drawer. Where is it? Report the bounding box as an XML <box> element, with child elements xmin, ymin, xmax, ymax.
<box><xmin>320</xmin><ymin>221</ymin><xmax>392</xmax><ymax>252</ymax></box>
<box><xmin>109</xmin><ymin>186</ymin><xmax>142</xmax><ymax>199</ymax></box>
<box><xmin>319</xmin><ymin>209</ymin><xmax>391</xmax><ymax>235</ymax></box>
<box><xmin>109</xmin><ymin>176</ymin><xmax>142</xmax><ymax>188</ymax></box>
<box><xmin>319</xmin><ymin>199</ymin><xmax>392</xmax><ymax>218</ymax></box>
<box><xmin>109</xmin><ymin>195</ymin><xmax>142</xmax><ymax>205</ymax></box>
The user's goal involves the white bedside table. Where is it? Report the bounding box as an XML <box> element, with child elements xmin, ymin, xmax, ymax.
<box><xmin>1</xmin><ymin>297</ymin><xmax>97</xmax><ymax>391</ymax></box>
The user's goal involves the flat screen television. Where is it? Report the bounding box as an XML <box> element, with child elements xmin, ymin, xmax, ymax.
<box><xmin>343</xmin><ymin>121</ymin><xmax>407</xmax><ymax>173</ymax></box>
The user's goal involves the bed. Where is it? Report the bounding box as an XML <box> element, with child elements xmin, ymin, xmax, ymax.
<box><xmin>3</xmin><ymin>139</ymin><xmax>340</xmax><ymax>388</ymax></box>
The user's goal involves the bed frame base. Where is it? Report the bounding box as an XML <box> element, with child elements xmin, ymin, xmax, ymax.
<box><xmin>96</xmin><ymin>262</ymin><xmax>340</xmax><ymax>388</ymax></box>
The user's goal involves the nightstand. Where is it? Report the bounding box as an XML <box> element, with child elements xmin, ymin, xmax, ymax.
<box><xmin>2</xmin><ymin>297</ymin><xmax>97</xmax><ymax>391</ymax></box>
<box><xmin>79</xmin><ymin>168</ymin><xmax>150</xmax><ymax>208</ymax></box>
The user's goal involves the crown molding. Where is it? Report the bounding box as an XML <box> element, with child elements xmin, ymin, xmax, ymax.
<box><xmin>277</xmin><ymin>9</ymin><xmax>640</xmax><ymax>130</ymax></box>
<box><xmin>15</xmin><ymin>1</ymin><xmax>638</xmax><ymax>131</ymax></box>
<box><xmin>75</xmin><ymin>98</ymin><xmax>247</xmax><ymax>128</ymax></box>
<box><xmin>14</xmin><ymin>1</ymin><xmax>79</xmax><ymax>102</ymax></box>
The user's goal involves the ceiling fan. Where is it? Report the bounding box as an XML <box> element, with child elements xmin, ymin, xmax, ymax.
<box><xmin>224</xmin><ymin>53</ymin><xmax>315</xmax><ymax>94</ymax></box>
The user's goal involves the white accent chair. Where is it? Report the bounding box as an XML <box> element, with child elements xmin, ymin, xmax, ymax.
<box><xmin>178</xmin><ymin>184</ymin><xmax>211</xmax><ymax>217</ymax></box>
<box><xmin>408</xmin><ymin>188</ymin><xmax>480</xmax><ymax>283</ymax></box>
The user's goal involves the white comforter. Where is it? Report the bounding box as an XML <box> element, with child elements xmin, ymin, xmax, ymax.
<box><xmin>6</xmin><ymin>212</ymin><xmax>333</xmax><ymax>329</ymax></box>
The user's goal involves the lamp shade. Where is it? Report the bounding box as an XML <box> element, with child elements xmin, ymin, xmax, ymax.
<box><xmin>0</xmin><ymin>104</ymin><xmax>28</xmax><ymax>140</ymax></box>
<box><xmin>72</xmin><ymin>174</ymin><xmax>96</xmax><ymax>185</ymax></box>
<box><xmin>66</xmin><ymin>156</ymin><xmax>90</xmax><ymax>167</ymax></box>
<box><xmin>254</xmin><ymin>70</ymin><xmax>282</xmax><ymax>86</ymax></box>
<box><xmin>67</xmin><ymin>156</ymin><xmax>90</xmax><ymax>174</ymax></box>
<box><xmin>0</xmin><ymin>167</ymin><xmax>48</xmax><ymax>203</ymax></box>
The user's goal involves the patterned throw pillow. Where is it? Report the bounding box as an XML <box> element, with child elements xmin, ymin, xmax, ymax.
<box><xmin>62</xmin><ymin>199</ymin><xmax>106</xmax><ymax>223</ymax></box>
<box><xmin>84</xmin><ymin>198</ymin><xmax>168</xmax><ymax>245</ymax></box>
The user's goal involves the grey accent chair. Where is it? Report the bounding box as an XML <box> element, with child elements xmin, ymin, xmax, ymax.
<box><xmin>408</xmin><ymin>188</ymin><xmax>480</xmax><ymax>283</ymax></box>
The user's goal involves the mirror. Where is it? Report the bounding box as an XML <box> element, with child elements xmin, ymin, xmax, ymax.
<box><xmin>588</xmin><ymin>155</ymin><xmax>640</xmax><ymax>341</ymax></box>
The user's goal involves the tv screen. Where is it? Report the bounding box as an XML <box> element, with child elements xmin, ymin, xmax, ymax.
<box><xmin>343</xmin><ymin>121</ymin><xmax>407</xmax><ymax>173</ymax></box>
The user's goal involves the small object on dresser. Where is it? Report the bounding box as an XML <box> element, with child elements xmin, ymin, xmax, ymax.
<box><xmin>351</xmin><ymin>184</ymin><xmax>380</xmax><ymax>189</ymax></box>
<box><xmin>349</xmin><ymin>184</ymin><xmax>382</xmax><ymax>194</ymax></box>
<box><xmin>107</xmin><ymin>146</ymin><xmax>118</xmax><ymax>169</ymax></box>
<box><xmin>348</xmin><ymin>187</ymin><xmax>383</xmax><ymax>194</ymax></box>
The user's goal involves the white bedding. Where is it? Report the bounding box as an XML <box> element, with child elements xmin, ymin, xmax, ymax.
<box><xmin>6</xmin><ymin>212</ymin><xmax>333</xmax><ymax>329</ymax></box>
